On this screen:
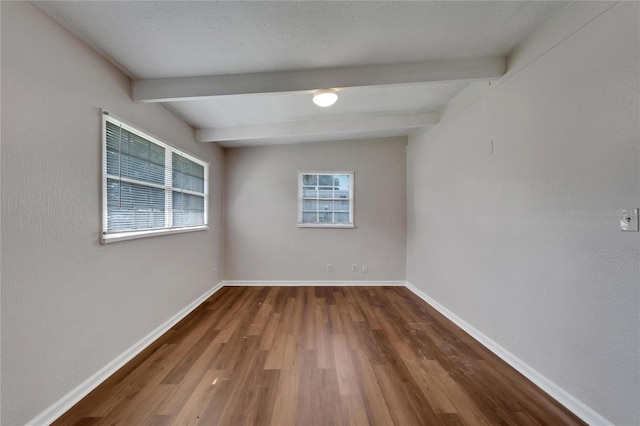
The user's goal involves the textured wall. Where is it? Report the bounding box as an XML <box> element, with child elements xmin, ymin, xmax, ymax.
<box><xmin>407</xmin><ymin>3</ymin><xmax>639</xmax><ymax>424</ymax></box>
<box><xmin>224</xmin><ymin>138</ymin><xmax>407</xmax><ymax>281</ymax></box>
<box><xmin>0</xmin><ymin>3</ymin><xmax>224</xmax><ymax>424</ymax></box>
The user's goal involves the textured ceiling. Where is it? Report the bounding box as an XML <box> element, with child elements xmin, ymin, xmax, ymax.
<box><xmin>35</xmin><ymin>1</ymin><xmax>568</xmax><ymax>146</ymax></box>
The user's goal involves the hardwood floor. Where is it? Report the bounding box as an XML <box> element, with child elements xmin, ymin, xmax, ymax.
<box><xmin>53</xmin><ymin>286</ymin><xmax>585</xmax><ymax>425</ymax></box>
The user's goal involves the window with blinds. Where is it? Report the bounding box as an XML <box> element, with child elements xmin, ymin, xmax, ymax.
<box><xmin>298</xmin><ymin>172</ymin><xmax>354</xmax><ymax>228</ymax></box>
<box><xmin>102</xmin><ymin>113</ymin><xmax>208</xmax><ymax>243</ymax></box>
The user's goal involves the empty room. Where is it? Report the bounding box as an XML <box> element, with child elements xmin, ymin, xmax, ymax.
<box><xmin>1</xmin><ymin>1</ymin><xmax>638</xmax><ymax>425</ymax></box>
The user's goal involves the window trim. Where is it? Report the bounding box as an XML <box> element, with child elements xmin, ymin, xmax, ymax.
<box><xmin>101</xmin><ymin>111</ymin><xmax>209</xmax><ymax>244</ymax></box>
<box><xmin>297</xmin><ymin>171</ymin><xmax>355</xmax><ymax>229</ymax></box>
<box><xmin>101</xmin><ymin>225</ymin><xmax>208</xmax><ymax>244</ymax></box>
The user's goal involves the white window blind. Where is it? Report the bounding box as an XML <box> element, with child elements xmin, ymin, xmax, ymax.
<box><xmin>298</xmin><ymin>172</ymin><xmax>354</xmax><ymax>228</ymax></box>
<box><xmin>102</xmin><ymin>113</ymin><xmax>208</xmax><ymax>242</ymax></box>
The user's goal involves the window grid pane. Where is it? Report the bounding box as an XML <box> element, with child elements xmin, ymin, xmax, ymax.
<box><xmin>106</xmin><ymin>179</ymin><xmax>165</xmax><ymax>232</ymax></box>
<box><xmin>172</xmin><ymin>191</ymin><xmax>205</xmax><ymax>227</ymax></box>
<box><xmin>106</xmin><ymin>121</ymin><xmax>166</xmax><ymax>185</ymax></box>
<box><xmin>172</xmin><ymin>153</ymin><xmax>205</xmax><ymax>193</ymax></box>
<box><xmin>300</xmin><ymin>173</ymin><xmax>352</xmax><ymax>225</ymax></box>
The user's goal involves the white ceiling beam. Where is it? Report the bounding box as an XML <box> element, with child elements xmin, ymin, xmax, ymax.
<box><xmin>133</xmin><ymin>57</ymin><xmax>504</xmax><ymax>103</ymax></box>
<box><xmin>195</xmin><ymin>111</ymin><xmax>439</xmax><ymax>143</ymax></box>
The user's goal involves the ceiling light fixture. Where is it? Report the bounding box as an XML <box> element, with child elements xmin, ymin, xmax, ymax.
<box><xmin>312</xmin><ymin>89</ymin><xmax>338</xmax><ymax>107</ymax></box>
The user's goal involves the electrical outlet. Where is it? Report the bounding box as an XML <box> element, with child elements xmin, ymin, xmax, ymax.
<box><xmin>352</xmin><ymin>264</ymin><xmax>358</xmax><ymax>272</ymax></box>
<box><xmin>327</xmin><ymin>264</ymin><xmax>332</xmax><ymax>272</ymax></box>
<box><xmin>620</xmin><ymin>209</ymin><xmax>639</xmax><ymax>232</ymax></box>
<box><xmin>362</xmin><ymin>265</ymin><xmax>368</xmax><ymax>273</ymax></box>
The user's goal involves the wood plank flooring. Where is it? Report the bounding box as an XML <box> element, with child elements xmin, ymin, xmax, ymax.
<box><xmin>53</xmin><ymin>286</ymin><xmax>585</xmax><ymax>425</ymax></box>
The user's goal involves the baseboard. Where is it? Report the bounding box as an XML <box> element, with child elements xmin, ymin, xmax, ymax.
<box><xmin>220</xmin><ymin>280</ymin><xmax>406</xmax><ymax>286</ymax></box>
<box><xmin>404</xmin><ymin>282</ymin><xmax>613</xmax><ymax>426</ymax></box>
<box><xmin>26</xmin><ymin>281</ymin><xmax>225</xmax><ymax>426</ymax></box>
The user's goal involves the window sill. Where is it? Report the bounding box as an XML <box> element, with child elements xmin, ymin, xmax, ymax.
<box><xmin>297</xmin><ymin>223</ymin><xmax>355</xmax><ymax>229</ymax></box>
<box><xmin>101</xmin><ymin>225</ymin><xmax>209</xmax><ymax>244</ymax></box>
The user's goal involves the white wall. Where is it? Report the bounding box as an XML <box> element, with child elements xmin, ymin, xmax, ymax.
<box><xmin>224</xmin><ymin>138</ymin><xmax>407</xmax><ymax>281</ymax></box>
<box><xmin>407</xmin><ymin>3</ymin><xmax>639</xmax><ymax>425</ymax></box>
<box><xmin>0</xmin><ymin>3</ymin><xmax>224</xmax><ymax>424</ymax></box>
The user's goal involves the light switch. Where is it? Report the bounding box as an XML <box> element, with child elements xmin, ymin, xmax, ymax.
<box><xmin>620</xmin><ymin>209</ymin><xmax>639</xmax><ymax>232</ymax></box>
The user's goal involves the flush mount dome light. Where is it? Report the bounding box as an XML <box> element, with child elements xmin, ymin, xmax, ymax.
<box><xmin>312</xmin><ymin>89</ymin><xmax>338</xmax><ymax>107</ymax></box>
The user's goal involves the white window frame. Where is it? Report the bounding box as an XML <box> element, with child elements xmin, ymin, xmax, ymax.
<box><xmin>297</xmin><ymin>171</ymin><xmax>354</xmax><ymax>228</ymax></box>
<box><xmin>101</xmin><ymin>111</ymin><xmax>209</xmax><ymax>243</ymax></box>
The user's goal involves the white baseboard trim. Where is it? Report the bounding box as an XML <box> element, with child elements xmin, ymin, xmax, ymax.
<box><xmin>26</xmin><ymin>281</ymin><xmax>224</xmax><ymax>426</ymax></box>
<box><xmin>404</xmin><ymin>282</ymin><xmax>613</xmax><ymax>426</ymax></box>
<box><xmin>220</xmin><ymin>280</ymin><xmax>406</xmax><ymax>287</ymax></box>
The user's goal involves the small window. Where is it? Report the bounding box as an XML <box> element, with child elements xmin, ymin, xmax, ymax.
<box><xmin>102</xmin><ymin>113</ymin><xmax>208</xmax><ymax>243</ymax></box>
<box><xmin>298</xmin><ymin>172</ymin><xmax>354</xmax><ymax>228</ymax></box>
